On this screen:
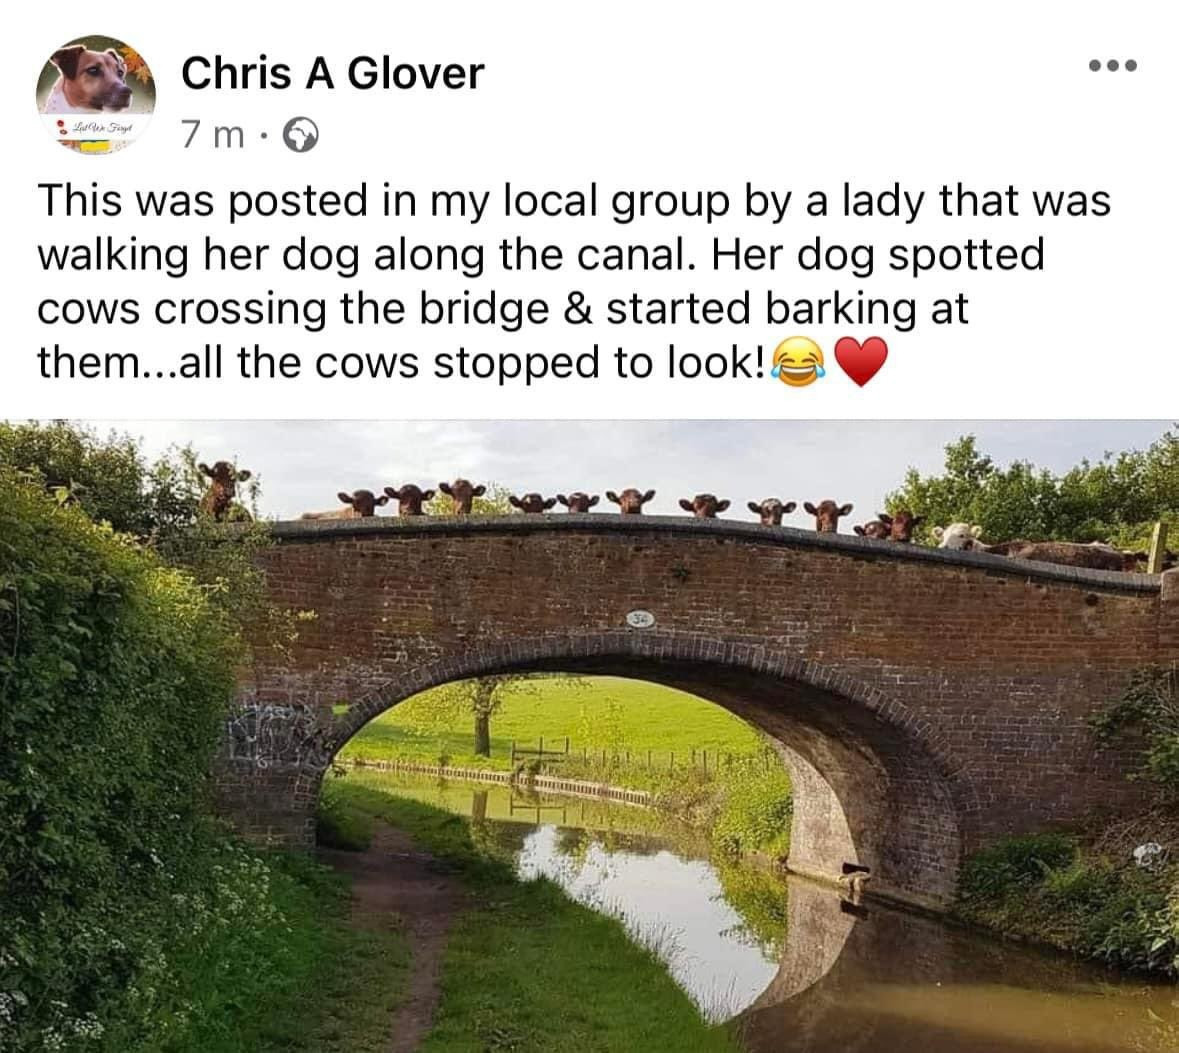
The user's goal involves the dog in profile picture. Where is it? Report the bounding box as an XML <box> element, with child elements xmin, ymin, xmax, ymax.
<box><xmin>45</xmin><ymin>43</ymin><xmax>132</xmax><ymax>113</ymax></box>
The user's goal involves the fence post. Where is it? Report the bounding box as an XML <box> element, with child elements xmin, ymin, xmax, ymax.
<box><xmin>510</xmin><ymin>740</ymin><xmax>516</xmax><ymax>764</ymax></box>
<box><xmin>670</xmin><ymin>751</ymin><xmax>675</xmax><ymax>770</ymax></box>
<box><xmin>647</xmin><ymin>749</ymin><xmax>652</xmax><ymax>770</ymax></box>
<box><xmin>703</xmin><ymin>749</ymin><xmax>708</xmax><ymax>774</ymax></box>
<box><xmin>565</xmin><ymin>736</ymin><xmax>570</xmax><ymax>755</ymax></box>
<box><xmin>1148</xmin><ymin>522</ymin><xmax>1169</xmax><ymax>575</ymax></box>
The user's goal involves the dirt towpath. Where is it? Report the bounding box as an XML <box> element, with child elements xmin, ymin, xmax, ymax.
<box><xmin>321</xmin><ymin>823</ymin><xmax>464</xmax><ymax>1052</ymax></box>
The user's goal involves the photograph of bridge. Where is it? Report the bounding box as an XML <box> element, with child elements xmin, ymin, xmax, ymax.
<box><xmin>3</xmin><ymin>418</ymin><xmax>1177</xmax><ymax>1051</ymax></box>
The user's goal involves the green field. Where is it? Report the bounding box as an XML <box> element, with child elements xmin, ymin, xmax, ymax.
<box><xmin>339</xmin><ymin>676</ymin><xmax>766</xmax><ymax>772</ymax></box>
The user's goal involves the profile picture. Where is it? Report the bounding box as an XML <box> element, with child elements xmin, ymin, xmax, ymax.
<box><xmin>36</xmin><ymin>34</ymin><xmax>154</xmax><ymax>153</ymax></box>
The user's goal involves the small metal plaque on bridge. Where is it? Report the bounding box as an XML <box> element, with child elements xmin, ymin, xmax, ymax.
<box><xmin>625</xmin><ymin>610</ymin><xmax>656</xmax><ymax>629</ymax></box>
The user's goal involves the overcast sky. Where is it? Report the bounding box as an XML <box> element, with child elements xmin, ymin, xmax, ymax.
<box><xmin>81</xmin><ymin>420</ymin><xmax>1171</xmax><ymax>523</ymax></box>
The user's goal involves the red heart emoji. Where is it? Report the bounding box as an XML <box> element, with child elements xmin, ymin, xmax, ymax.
<box><xmin>834</xmin><ymin>336</ymin><xmax>888</xmax><ymax>386</ymax></box>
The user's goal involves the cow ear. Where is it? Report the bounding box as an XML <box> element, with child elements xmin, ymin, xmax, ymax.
<box><xmin>932</xmin><ymin>526</ymin><xmax>945</xmax><ymax>539</ymax></box>
<box><xmin>678</xmin><ymin>499</ymin><xmax>693</xmax><ymax>512</ymax></box>
<box><xmin>970</xmin><ymin>525</ymin><xmax>983</xmax><ymax>538</ymax></box>
<box><xmin>642</xmin><ymin>489</ymin><xmax>656</xmax><ymax>503</ymax></box>
<box><xmin>543</xmin><ymin>497</ymin><xmax>557</xmax><ymax>510</ymax></box>
<box><xmin>338</xmin><ymin>492</ymin><xmax>354</xmax><ymax>505</ymax></box>
<box><xmin>51</xmin><ymin>44</ymin><xmax>85</xmax><ymax>79</ymax></box>
<box><xmin>804</xmin><ymin>502</ymin><xmax>818</xmax><ymax>515</ymax></box>
<box><xmin>375</xmin><ymin>494</ymin><xmax>389</xmax><ymax>505</ymax></box>
<box><xmin>783</xmin><ymin>501</ymin><xmax>797</xmax><ymax>513</ymax></box>
<box><xmin>557</xmin><ymin>494</ymin><xmax>569</xmax><ymax>506</ymax></box>
<box><xmin>509</xmin><ymin>495</ymin><xmax>522</xmax><ymax>508</ymax></box>
<box><xmin>237</xmin><ymin>469</ymin><xmax>252</xmax><ymax>482</ymax></box>
<box><xmin>839</xmin><ymin>503</ymin><xmax>854</xmax><ymax>516</ymax></box>
<box><xmin>439</xmin><ymin>481</ymin><xmax>452</xmax><ymax>495</ymax></box>
<box><xmin>877</xmin><ymin>513</ymin><xmax>892</xmax><ymax>527</ymax></box>
<box><xmin>747</xmin><ymin>501</ymin><xmax>762</xmax><ymax>515</ymax></box>
<box><xmin>588</xmin><ymin>494</ymin><xmax>599</xmax><ymax>507</ymax></box>
<box><xmin>198</xmin><ymin>462</ymin><xmax>213</xmax><ymax>478</ymax></box>
<box><xmin>473</xmin><ymin>484</ymin><xmax>486</xmax><ymax>496</ymax></box>
<box><xmin>606</xmin><ymin>491</ymin><xmax>620</xmax><ymax>504</ymax></box>
<box><xmin>854</xmin><ymin>525</ymin><xmax>867</xmax><ymax>536</ymax></box>
<box><xmin>422</xmin><ymin>489</ymin><xmax>435</xmax><ymax>501</ymax></box>
<box><xmin>384</xmin><ymin>486</ymin><xmax>399</xmax><ymax>499</ymax></box>
<box><xmin>716</xmin><ymin>499</ymin><xmax>730</xmax><ymax>512</ymax></box>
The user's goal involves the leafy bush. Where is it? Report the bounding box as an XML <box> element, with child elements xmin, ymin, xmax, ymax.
<box><xmin>710</xmin><ymin>757</ymin><xmax>792</xmax><ymax>858</ymax></box>
<box><xmin>1090</xmin><ymin>667</ymin><xmax>1179</xmax><ymax>794</ymax></box>
<box><xmin>0</xmin><ymin>472</ymin><xmax>239</xmax><ymax>1047</ymax></box>
<box><xmin>958</xmin><ymin>832</ymin><xmax>1078</xmax><ymax>900</ymax></box>
<box><xmin>957</xmin><ymin>830</ymin><xmax>1179</xmax><ymax>975</ymax></box>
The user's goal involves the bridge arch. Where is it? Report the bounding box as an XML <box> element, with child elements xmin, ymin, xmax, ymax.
<box><xmin>318</xmin><ymin>630</ymin><xmax>975</xmax><ymax>907</ymax></box>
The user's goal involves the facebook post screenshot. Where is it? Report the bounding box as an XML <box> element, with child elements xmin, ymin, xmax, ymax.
<box><xmin>2</xmin><ymin>2</ymin><xmax>1177</xmax><ymax>1050</ymax></box>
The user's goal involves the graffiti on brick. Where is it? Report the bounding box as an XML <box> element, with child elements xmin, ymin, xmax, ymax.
<box><xmin>225</xmin><ymin>703</ymin><xmax>332</xmax><ymax>770</ymax></box>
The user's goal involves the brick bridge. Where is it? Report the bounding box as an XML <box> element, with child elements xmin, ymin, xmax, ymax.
<box><xmin>217</xmin><ymin>516</ymin><xmax>1178</xmax><ymax>909</ymax></box>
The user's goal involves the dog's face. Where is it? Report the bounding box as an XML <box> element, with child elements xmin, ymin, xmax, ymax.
<box><xmin>51</xmin><ymin>45</ymin><xmax>132</xmax><ymax>111</ymax></box>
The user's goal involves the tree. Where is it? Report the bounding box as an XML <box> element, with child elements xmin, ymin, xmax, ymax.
<box><xmin>0</xmin><ymin>420</ymin><xmax>288</xmax><ymax>656</ymax></box>
<box><xmin>0</xmin><ymin>420</ymin><xmax>150</xmax><ymax>533</ymax></box>
<box><xmin>886</xmin><ymin>427</ymin><xmax>1179</xmax><ymax>547</ymax></box>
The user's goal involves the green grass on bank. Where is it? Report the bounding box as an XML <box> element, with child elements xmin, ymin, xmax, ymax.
<box><xmin>339</xmin><ymin>676</ymin><xmax>765</xmax><ymax>773</ymax></box>
<box><xmin>955</xmin><ymin>831</ymin><xmax>1179</xmax><ymax>977</ymax></box>
<box><xmin>321</xmin><ymin>779</ymin><xmax>745</xmax><ymax>1053</ymax></box>
<box><xmin>164</xmin><ymin>851</ymin><xmax>410</xmax><ymax>1053</ymax></box>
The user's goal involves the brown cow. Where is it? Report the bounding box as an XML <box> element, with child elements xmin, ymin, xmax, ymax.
<box><xmin>510</xmin><ymin>492</ymin><xmax>557</xmax><ymax>514</ymax></box>
<box><xmin>804</xmin><ymin>500</ymin><xmax>854</xmax><ymax>533</ymax></box>
<box><xmin>679</xmin><ymin>494</ymin><xmax>730</xmax><ymax>518</ymax></box>
<box><xmin>877</xmin><ymin>510</ymin><xmax>924</xmax><ymax>542</ymax></box>
<box><xmin>606</xmin><ymin>488</ymin><xmax>656</xmax><ymax>514</ymax></box>
<box><xmin>301</xmin><ymin>489</ymin><xmax>388</xmax><ymax>520</ymax></box>
<box><xmin>557</xmin><ymin>492</ymin><xmax>600</xmax><ymax>513</ymax></box>
<box><xmin>438</xmin><ymin>479</ymin><xmax>486</xmax><ymax>514</ymax></box>
<box><xmin>384</xmin><ymin>484</ymin><xmax>435</xmax><ymax>516</ymax></box>
<box><xmin>981</xmin><ymin>540</ymin><xmax>1135</xmax><ymax>572</ymax></box>
<box><xmin>747</xmin><ymin>498</ymin><xmax>797</xmax><ymax>526</ymax></box>
<box><xmin>853</xmin><ymin>520</ymin><xmax>890</xmax><ymax>540</ymax></box>
<box><xmin>199</xmin><ymin>461</ymin><xmax>252</xmax><ymax>521</ymax></box>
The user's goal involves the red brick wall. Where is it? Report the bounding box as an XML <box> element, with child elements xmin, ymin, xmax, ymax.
<box><xmin>219</xmin><ymin>517</ymin><xmax>1173</xmax><ymax>908</ymax></box>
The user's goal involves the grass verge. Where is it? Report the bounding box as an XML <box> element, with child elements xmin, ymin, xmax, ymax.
<box><xmin>322</xmin><ymin>778</ymin><xmax>746</xmax><ymax>1053</ymax></box>
<box><xmin>161</xmin><ymin>849</ymin><xmax>410</xmax><ymax>1053</ymax></box>
<box><xmin>954</xmin><ymin>828</ymin><xmax>1179</xmax><ymax>976</ymax></box>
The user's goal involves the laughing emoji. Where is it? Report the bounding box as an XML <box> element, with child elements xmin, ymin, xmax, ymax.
<box><xmin>771</xmin><ymin>336</ymin><xmax>825</xmax><ymax>387</ymax></box>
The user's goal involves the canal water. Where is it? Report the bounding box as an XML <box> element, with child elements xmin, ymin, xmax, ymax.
<box><xmin>353</xmin><ymin>770</ymin><xmax>1179</xmax><ymax>1052</ymax></box>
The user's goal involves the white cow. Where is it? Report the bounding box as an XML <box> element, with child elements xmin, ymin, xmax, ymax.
<box><xmin>932</xmin><ymin>523</ymin><xmax>984</xmax><ymax>550</ymax></box>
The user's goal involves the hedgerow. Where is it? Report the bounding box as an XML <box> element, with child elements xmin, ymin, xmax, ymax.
<box><xmin>0</xmin><ymin>472</ymin><xmax>255</xmax><ymax>1048</ymax></box>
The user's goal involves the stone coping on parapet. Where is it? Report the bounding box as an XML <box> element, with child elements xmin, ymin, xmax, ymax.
<box><xmin>240</xmin><ymin>514</ymin><xmax>1165</xmax><ymax>594</ymax></box>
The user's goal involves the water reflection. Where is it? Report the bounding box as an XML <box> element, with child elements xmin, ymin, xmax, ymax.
<box><xmin>348</xmin><ymin>771</ymin><xmax>1179</xmax><ymax>1051</ymax></box>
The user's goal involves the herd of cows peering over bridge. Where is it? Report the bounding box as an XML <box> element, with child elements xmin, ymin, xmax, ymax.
<box><xmin>197</xmin><ymin>459</ymin><xmax>1174</xmax><ymax>574</ymax></box>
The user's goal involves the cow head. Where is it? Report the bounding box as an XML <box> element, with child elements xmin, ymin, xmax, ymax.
<box><xmin>557</xmin><ymin>492</ymin><xmax>600</xmax><ymax>513</ymax></box>
<box><xmin>747</xmin><ymin>498</ymin><xmax>797</xmax><ymax>526</ymax></box>
<box><xmin>804</xmin><ymin>500</ymin><xmax>854</xmax><ymax>533</ymax></box>
<box><xmin>384</xmin><ymin>484</ymin><xmax>435</xmax><ymax>516</ymax></box>
<box><xmin>878</xmin><ymin>510</ymin><xmax>924</xmax><ymax>542</ymax></box>
<box><xmin>509</xmin><ymin>492</ymin><xmax>557</xmax><ymax>514</ymax></box>
<box><xmin>678</xmin><ymin>494</ymin><xmax>730</xmax><ymax>518</ymax></box>
<box><xmin>337</xmin><ymin>489</ymin><xmax>388</xmax><ymax>517</ymax></box>
<box><xmin>606</xmin><ymin>488</ymin><xmax>656</xmax><ymax>514</ymax></box>
<box><xmin>438</xmin><ymin>478</ymin><xmax>486</xmax><ymax>514</ymax></box>
<box><xmin>854</xmin><ymin>520</ymin><xmax>890</xmax><ymax>540</ymax></box>
<box><xmin>932</xmin><ymin>523</ymin><xmax>984</xmax><ymax>550</ymax></box>
<box><xmin>199</xmin><ymin>460</ymin><xmax>251</xmax><ymax>492</ymax></box>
